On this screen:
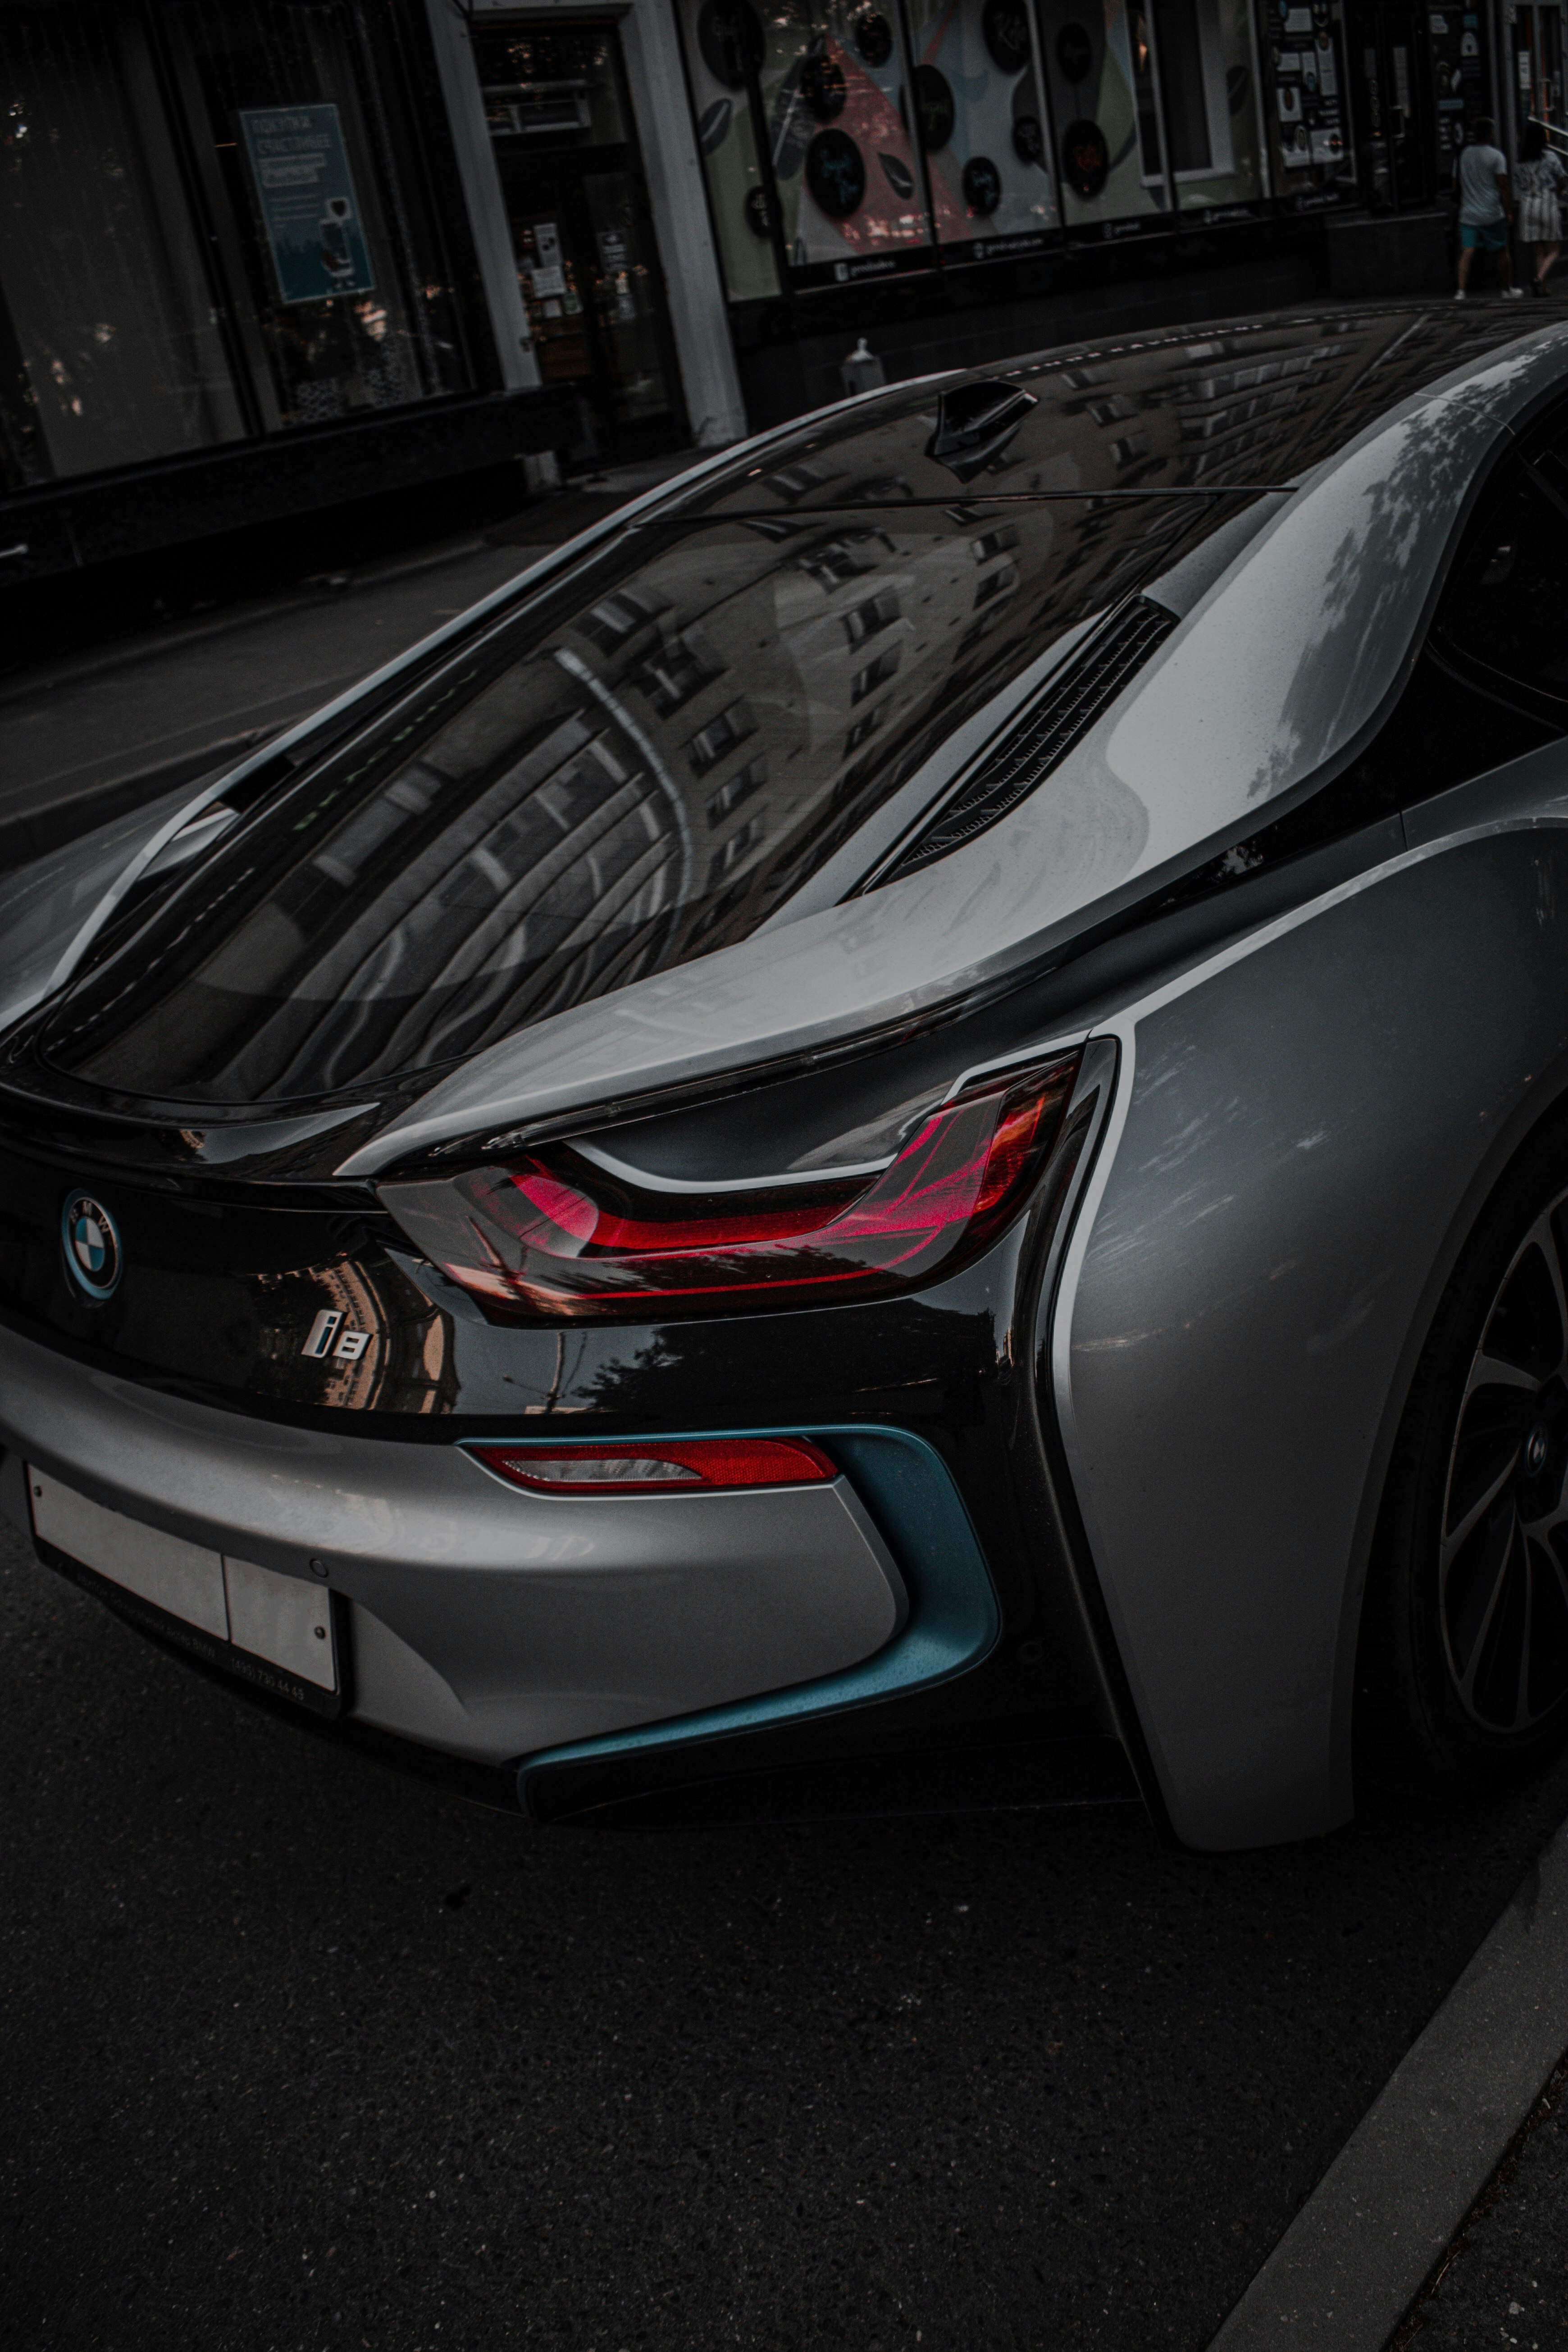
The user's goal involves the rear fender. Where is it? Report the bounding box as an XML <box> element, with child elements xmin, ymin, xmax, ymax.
<box><xmin>1053</xmin><ymin>759</ymin><xmax>1568</xmax><ymax>1847</ymax></box>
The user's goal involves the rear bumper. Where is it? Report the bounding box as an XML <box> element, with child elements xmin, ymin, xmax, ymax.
<box><xmin>0</xmin><ymin>1322</ymin><xmax>912</xmax><ymax>1767</ymax></box>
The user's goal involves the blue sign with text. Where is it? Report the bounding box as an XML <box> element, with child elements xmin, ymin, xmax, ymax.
<box><xmin>239</xmin><ymin>103</ymin><xmax>374</xmax><ymax>305</ymax></box>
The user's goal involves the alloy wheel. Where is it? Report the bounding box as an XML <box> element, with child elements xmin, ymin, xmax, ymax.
<box><xmin>1441</xmin><ymin>1196</ymin><xmax>1568</xmax><ymax>1731</ymax></box>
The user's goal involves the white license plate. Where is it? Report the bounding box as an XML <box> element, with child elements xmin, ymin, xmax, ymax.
<box><xmin>28</xmin><ymin>1468</ymin><xmax>339</xmax><ymax>1714</ymax></box>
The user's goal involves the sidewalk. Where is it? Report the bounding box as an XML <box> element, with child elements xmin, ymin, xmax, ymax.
<box><xmin>0</xmin><ymin>452</ymin><xmax>697</xmax><ymax>871</ymax></box>
<box><xmin>1208</xmin><ymin>1808</ymin><xmax>1568</xmax><ymax>2352</ymax></box>
<box><xmin>1391</xmin><ymin>2060</ymin><xmax>1568</xmax><ymax>2347</ymax></box>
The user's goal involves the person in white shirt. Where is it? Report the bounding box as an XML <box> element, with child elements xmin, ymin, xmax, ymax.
<box><xmin>1455</xmin><ymin>117</ymin><xmax>1524</xmax><ymax>299</ymax></box>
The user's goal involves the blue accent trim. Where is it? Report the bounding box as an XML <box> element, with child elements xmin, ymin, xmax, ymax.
<box><xmin>501</xmin><ymin>1424</ymin><xmax>1000</xmax><ymax>1801</ymax></box>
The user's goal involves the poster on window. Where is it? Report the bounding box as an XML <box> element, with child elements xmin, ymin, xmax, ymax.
<box><xmin>682</xmin><ymin>0</ymin><xmax>935</xmax><ymax>289</ymax></box>
<box><xmin>239</xmin><ymin>104</ymin><xmax>375</xmax><ymax>304</ymax></box>
<box><xmin>1036</xmin><ymin>0</ymin><xmax>1173</xmax><ymax>235</ymax></box>
<box><xmin>1262</xmin><ymin>0</ymin><xmax>1354</xmax><ymax>205</ymax></box>
<box><xmin>900</xmin><ymin>0</ymin><xmax>1061</xmax><ymax>263</ymax></box>
<box><xmin>773</xmin><ymin>0</ymin><xmax>936</xmax><ymax>283</ymax></box>
<box><xmin>678</xmin><ymin>0</ymin><xmax>781</xmax><ymax>300</ymax></box>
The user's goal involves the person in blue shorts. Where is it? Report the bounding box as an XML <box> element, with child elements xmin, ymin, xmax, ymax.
<box><xmin>1455</xmin><ymin>116</ymin><xmax>1524</xmax><ymax>298</ymax></box>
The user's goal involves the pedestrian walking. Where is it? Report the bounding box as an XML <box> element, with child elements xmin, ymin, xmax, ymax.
<box><xmin>1515</xmin><ymin>119</ymin><xmax>1566</xmax><ymax>294</ymax></box>
<box><xmin>1454</xmin><ymin>116</ymin><xmax>1525</xmax><ymax>299</ymax></box>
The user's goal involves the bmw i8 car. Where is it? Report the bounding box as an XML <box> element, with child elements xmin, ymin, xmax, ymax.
<box><xmin>10</xmin><ymin>299</ymin><xmax>1568</xmax><ymax>1849</ymax></box>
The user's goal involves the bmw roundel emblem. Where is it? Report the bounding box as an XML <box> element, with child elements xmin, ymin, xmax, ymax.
<box><xmin>61</xmin><ymin>1191</ymin><xmax>123</xmax><ymax>1303</ymax></box>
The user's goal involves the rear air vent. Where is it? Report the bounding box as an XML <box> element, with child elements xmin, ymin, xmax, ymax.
<box><xmin>875</xmin><ymin>596</ymin><xmax>1180</xmax><ymax>884</ymax></box>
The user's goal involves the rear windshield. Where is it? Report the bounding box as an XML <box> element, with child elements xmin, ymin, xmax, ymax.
<box><xmin>38</xmin><ymin>304</ymin><xmax>1536</xmax><ymax>1111</ymax></box>
<box><xmin>42</xmin><ymin>492</ymin><xmax>1232</xmax><ymax>1107</ymax></box>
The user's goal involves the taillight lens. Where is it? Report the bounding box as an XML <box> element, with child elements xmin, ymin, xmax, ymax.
<box><xmin>470</xmin><ymin>1436</ymin><xmax>835</xmax><ymax>1495</ymax></box>
<box><xmin>379</xmin><ymin>1049</ymin><xmax>1080</xmax><ymax>1324</ymax></box>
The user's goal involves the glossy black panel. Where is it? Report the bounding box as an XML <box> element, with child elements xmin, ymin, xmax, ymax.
<box><xmin>31</xmin><ymin>496</ymin><xmax>1232</xmax><ymax>1112</ymax></box>
<box><xmin>1429</xmin><ymin>441</ymin><xmax>1568</xmax><ymax>727</ymax></box>
<box><xmin>0</xmin><ymin>1083</ymin><xmax>1121</xmax><ymax>1774</ymax></box>
<box><xmin>26</xmin><ymin>305</ymin><xmax>1533</xmax><ymax>1120</ymax></box>
<box><xmin>688</xmin><ymin>304</ymin><xmax>1543</xmax><ymax>512</ymax></box>
<box><xmin>0</xmin><ymin>1142</ymin><xmax>453</xmax><ymax>1416</ymax></box>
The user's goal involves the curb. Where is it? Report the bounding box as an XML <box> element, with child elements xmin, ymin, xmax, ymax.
<box><xmin>0</xmin><ymin>728</ymin><xmax>273</xmax><ymax>874</ymax></box>
<box><xmin>1391</xmin><ymin>2048</ymin><xmax>1568</xmax><ymax>2343</ymax></box>
<box><xmin>0</xmin><ymin>529</ymin><xmax>497</xmax><ymax>711</ymax></box>
<box><xmin>1207</xmin><ymin>1812</ymin><xmax>1568</xmax><ymax>2350</ymax></box>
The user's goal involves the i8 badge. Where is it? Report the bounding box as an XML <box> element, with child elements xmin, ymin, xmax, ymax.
<box><xmin>61</xmin><ymin>1191</ymin><xmax>123</xmax><ymax>1303</ymax></box>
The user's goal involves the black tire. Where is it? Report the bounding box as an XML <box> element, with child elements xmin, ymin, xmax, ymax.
<box><xmin>1356</xmin><ymin>1110</ymin><xmax>1568</xmax><ymax>1798</ymax></box>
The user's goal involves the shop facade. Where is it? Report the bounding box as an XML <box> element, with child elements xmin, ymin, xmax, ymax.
<box><xmin>441</xmin><ymin>0</ymin><xmax>1551</xmax><ymax>441</ymax></box>
<box><xmin>0</xmin><ymin>0</ymin><xmax>579</xmax><ymax>588</ymax></box>
<box><xmin>0</xmin><ymin>0</ymin><xmax>1561</xmax><ymax>585</ymax></box>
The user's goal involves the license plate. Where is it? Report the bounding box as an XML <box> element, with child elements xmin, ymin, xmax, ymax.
<box><xmin>28</xmin><ymin>1468</ymin><xmax>341</xmax><ymax>1716</ymax></box>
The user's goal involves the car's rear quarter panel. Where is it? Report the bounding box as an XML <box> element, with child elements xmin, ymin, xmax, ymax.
<box><xmin>1055</xmin><ymin>777</ymin><xmax>1568</xmax><ymax>1847</ymax></box>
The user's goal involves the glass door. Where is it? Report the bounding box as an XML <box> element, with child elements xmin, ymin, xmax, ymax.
<box><xmin>1355</xmin><ymin>3</ymin><xmax>1430</xmax><ymax>210</ymax></box>
<box><xmin>1514</xmin><ymin>5</ymin><xmax>1564</xmax><ymax>138</ymax></box>
<box><xmin>1425</xmin><ymin>0</ymin><xmax>1490</xmax><ymax>184</ymax></box>
<box><xmin>475</xmin><ymin>19</ymin><xmax>687</xmax><ymax>463</ymax></box>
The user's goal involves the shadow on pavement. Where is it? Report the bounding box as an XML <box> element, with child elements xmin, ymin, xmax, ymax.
<box><xmin>6</xmin><ymin>1525</ymin><xmax>1568</xmax><ymax>2352</ymax></box>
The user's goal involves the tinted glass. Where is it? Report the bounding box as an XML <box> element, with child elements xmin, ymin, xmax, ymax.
<box><xmin>36</xmin><ymin>302</ymin><xmax>1550</xmax><ymax>1111</ymax></box>
<box><xmin>1323</xmin><ymin>421</ymin><xmax>1568</xmax><ymax>820</ymax></box>
<box><xmin>679</xmin><ymin>306</ymin><xmax>1541</xmax><ymax>508</ymax></box>
<box><xmin>1435</xmin><ymin>451</ymin><xmax>1568</xmax><ymax>713</ymax></box>
<box><xmin>40</xmin><ymin>486</ymin><xmax>1231</xmax><ymax>1108</ymax></box>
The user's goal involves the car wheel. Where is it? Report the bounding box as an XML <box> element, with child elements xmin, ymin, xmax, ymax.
<box><xmin>1357</xmin><ymin>1117</ymin><xmax>1568</xmax><ymax>1797</ymax></box>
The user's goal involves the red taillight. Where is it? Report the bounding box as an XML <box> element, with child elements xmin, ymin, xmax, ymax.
<box><xmin>380</xmin><ymin>1050</ymin><xmax>1080</xmax><ymax>1324</ymax></box>
<box><xmin>470</xmin><ymin>1436</ymin><xmax>836</xmax><ymax>1495</ymax></box>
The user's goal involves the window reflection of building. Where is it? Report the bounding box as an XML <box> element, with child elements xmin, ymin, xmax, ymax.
<box><xmin>255</xmin><ymin>1252</ymin><xmax>458</xmax><ymax>1415</ymax></box>
<box><xmin>56</xmin><ymin>309</ymin><xmax>1524</xmax><ymax>1115</ymax></box>
<box><xmin>1040</xmin><ymin>309</ymin><xmax>1493</xmax><ymax>492</ymax></box>
<box><xmin>59</xmin><ymin>475</ymin><xmax>1190</xmax><ymax>1100</ymax></box>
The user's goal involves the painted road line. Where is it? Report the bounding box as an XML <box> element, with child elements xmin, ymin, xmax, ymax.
<box><xmin>1207</xmin><ymin>1810</ymin><xmax>1568</xmax><ymax>2352</ymax></box>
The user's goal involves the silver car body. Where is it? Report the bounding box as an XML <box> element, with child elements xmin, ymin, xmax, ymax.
<box><xmin>8</xmin><ymin>308</ymin><xmax>1568</xmax><ymax>1843</ymax></box>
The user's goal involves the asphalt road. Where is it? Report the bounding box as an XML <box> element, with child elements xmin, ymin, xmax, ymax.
<box><xmin>1399</xmin><ymin>2057</ymin><xmax>1568</xmax><ymax>2348</ymax></box>
<box><xmin>0</xmin><ymin>537</ymin><xmax>536</xmax><ymax>852</ymax></box>
<box><xmin>0</xmin><ymin>452</ymin><xmax>693</xmax><ymax>862</ymax></box>
<box><xmin>7</xmin><ymin>1518</ymin><xmax>1568</xmax><ymax>2352</ymax></box>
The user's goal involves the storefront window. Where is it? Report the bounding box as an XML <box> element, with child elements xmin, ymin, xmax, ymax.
<box><xmin>1036</xmin><ymin>0</ymin><xmax>1173</xmax><ymax>228</ymax></box>
<box><xmin>1259</xmin><ymin>0</ymin><xmax>1354</xmax><ymax>205</ymax></box>
<box><xmin>0</xmin><ymin>0</ymin><xmax>474</xmax><ymax>495</ymax></box>
<box><xmin>674</xmin><ymin>0</ymin><xmax>780</xmax><ymax>299</ymax></box>
<box><xmin>677</xmin><ymin>0</ymin><xmax>1282</xmax><ymax>287</ymax></box>
<box><xmin>902</xmin><ymin>0</ymin><xmax>1060</xmax><ymax>260</ymax></box>
<box><xmin>679</xmin><ymin>0</ymin><xmax>935</xmax><ymax>292</ymax></box>
<box><xmin>0</xmin><ymin>1</ymin><xmax>245</xmax><ymax>488</ymax></box>
<box><xmin>475</xmin><ymin>22</ymin><xmax>686</xmax><ymax>462</ymax></box>
<box><xmin>1158</xmin><ymin>0</ymin><xmax>1267</xmax><ymax>211</ymax></box>
<box><xmin>167</xmin><ymin>0</ymin><xmax>471</xmax><ymax>430</ymax></box>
